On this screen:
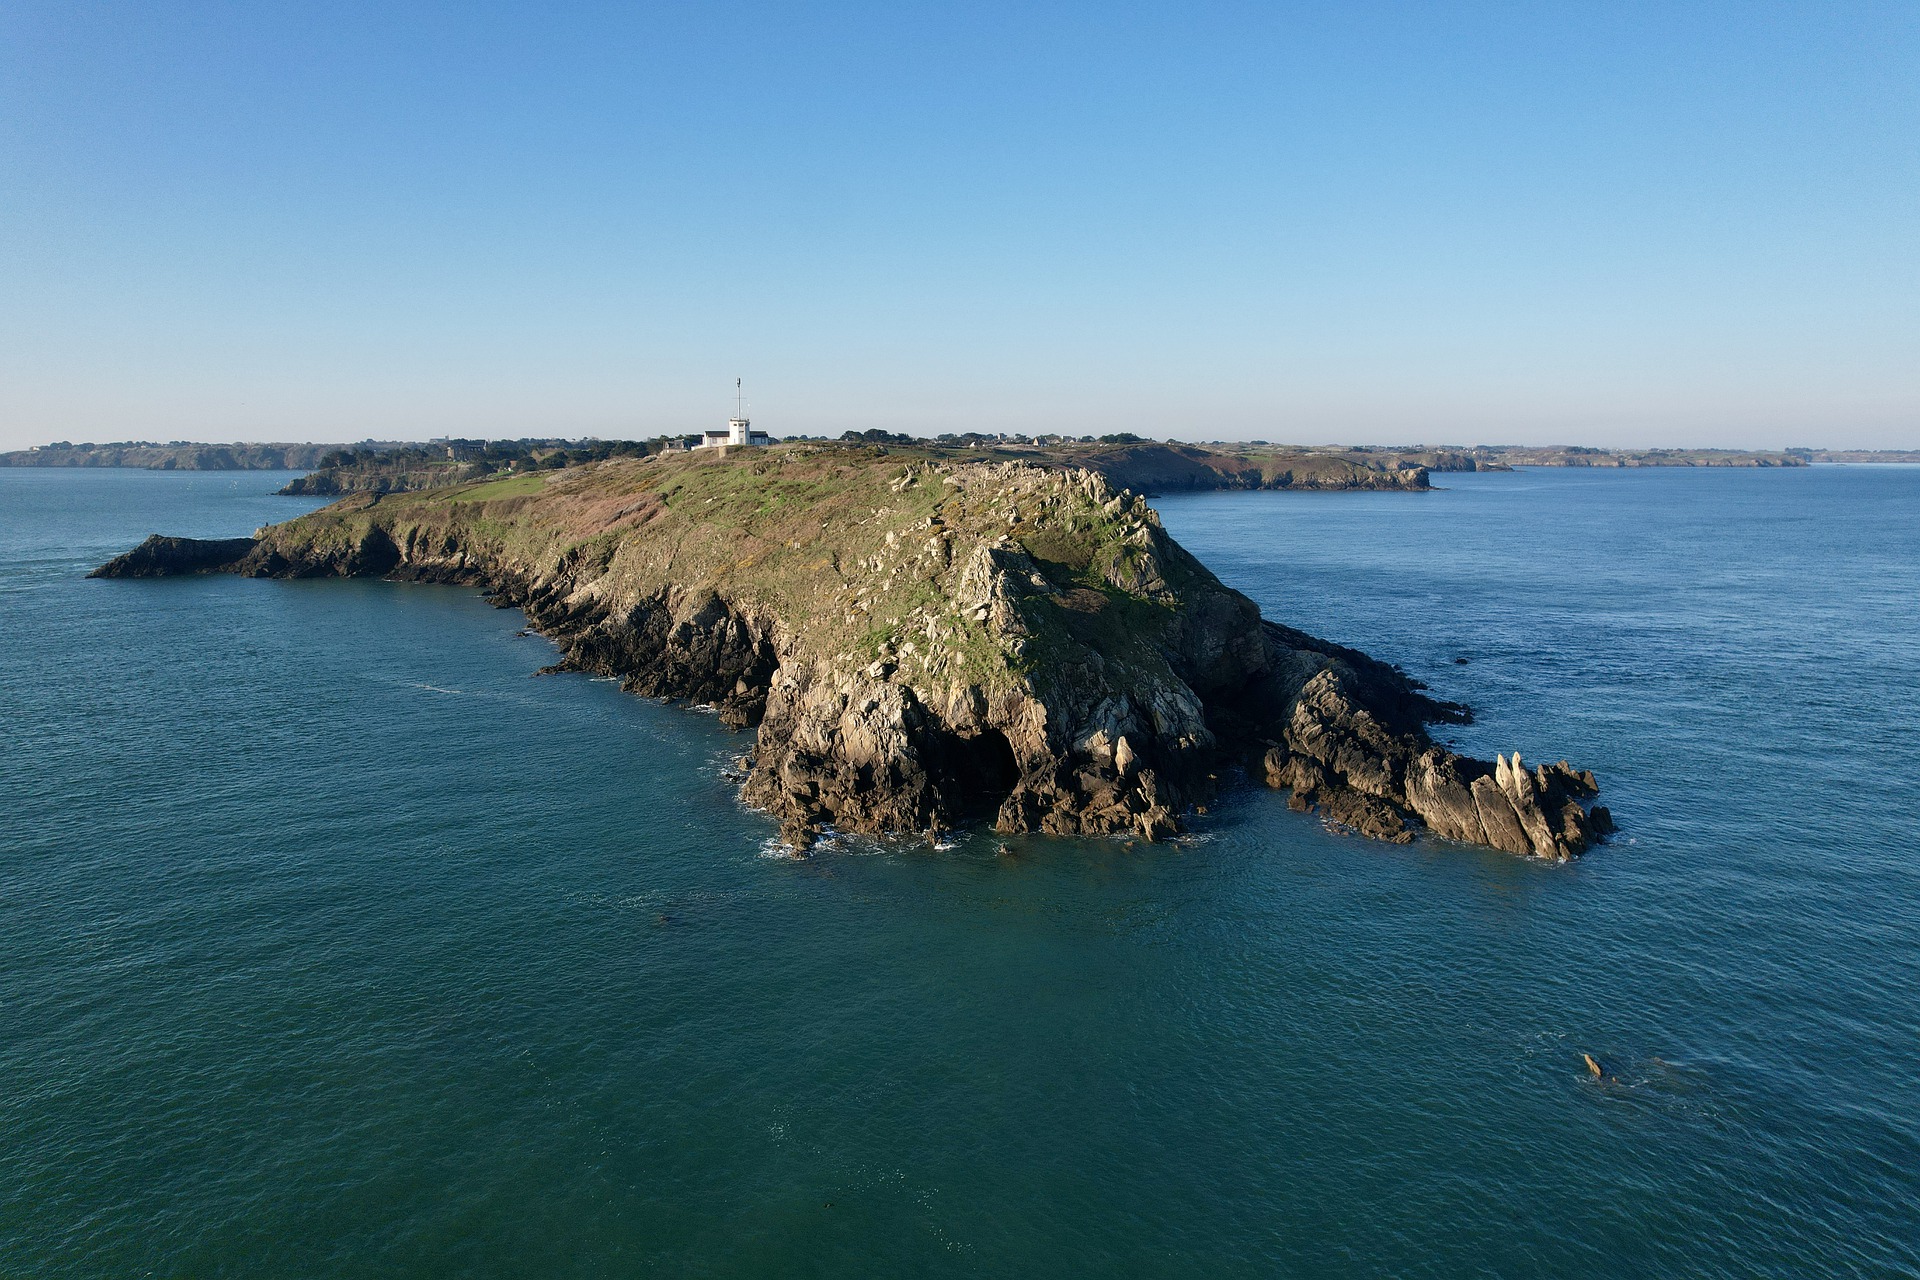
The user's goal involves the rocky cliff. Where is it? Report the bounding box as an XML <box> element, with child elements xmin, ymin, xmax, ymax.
<box><xmin>93</xmin><ymin>445</ymin><xmax>1609</xmax><ymax>858</ymax></box>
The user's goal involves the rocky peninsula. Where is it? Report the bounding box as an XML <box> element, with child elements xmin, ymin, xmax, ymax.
<box><xmin>93</xmin><ymin>445</ymin><xmax>1609</xmax><ymax>858</ymax></box>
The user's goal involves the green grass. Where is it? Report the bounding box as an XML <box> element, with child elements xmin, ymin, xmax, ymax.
<box><xmin>257</xmin><ymin>446</ymin><xmax>1221</xmax><ymax>702</ymax></box>
<box><xmin>446</xmin><ymin>473</ymin><xmax>548</xmax><ymax>502</ymax></box>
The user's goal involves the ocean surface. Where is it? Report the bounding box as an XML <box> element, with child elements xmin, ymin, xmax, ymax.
<box><xmin>2</xmin><ymin>464</ymin><xmax>1917</xmax><ymax>1278</ymax></box>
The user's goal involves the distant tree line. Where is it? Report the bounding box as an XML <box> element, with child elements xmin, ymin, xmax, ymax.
<box><xmin>314</xmin><ymin>437</ymin><xmax>677</xmax><ymax>476</ymax></box>
<box><xmin>830</xmin><ymin>429</ymin><xmax>1166</xmax><ymax>448</ymax></box>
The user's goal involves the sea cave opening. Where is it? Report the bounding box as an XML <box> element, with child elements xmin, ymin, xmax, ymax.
<box><xmin>952</xmin><ymin>727</ymin><xmax>1021</xmax><ymax>819</ymax></box>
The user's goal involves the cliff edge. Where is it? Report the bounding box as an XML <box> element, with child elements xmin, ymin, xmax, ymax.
<box><xmin>93</xmin><ymin>446</ymin><xmax>1609</xmax><ymax>858</ymax></box>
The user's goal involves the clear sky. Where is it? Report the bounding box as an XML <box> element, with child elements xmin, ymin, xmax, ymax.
<box><xmin>1</xmin><ymin>1</ymin><xmax>1914</xmax><ymax>449</ymax></box>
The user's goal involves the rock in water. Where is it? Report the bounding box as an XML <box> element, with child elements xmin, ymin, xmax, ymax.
<box><xmin>88</xmin><ymin>535</ymin><xmax>258</xmax><ymax>578</ymax></box>
<box><xmin>91</xmin><ymin>449</ymin><xmax>1610</xmax><ymax>858</ymax></box>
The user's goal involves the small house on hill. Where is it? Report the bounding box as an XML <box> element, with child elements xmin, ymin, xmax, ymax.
<box><xmin>695</xmin><ymin>416</ymin><xmax>769</xmax><ymax>450</ymax></box>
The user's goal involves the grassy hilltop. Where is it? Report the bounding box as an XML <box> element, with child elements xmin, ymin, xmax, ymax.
<box><xmin>275</xmin><ymin>436</ymin><xmax>1436</xmax><ymax>498</ymax></box>
<box><xmin>247</xmin><ymin>443</ymin><xmax>1210</xmax><ymax>705</ymax></box>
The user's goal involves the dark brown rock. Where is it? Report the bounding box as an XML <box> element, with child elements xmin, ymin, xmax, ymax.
<box><xmin>88</xmin><ymin>535</ymin><xmax>257</xmax><ymax>578</ymax></box>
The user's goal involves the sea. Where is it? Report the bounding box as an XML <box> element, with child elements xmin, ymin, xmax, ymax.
<box><xmin>2</xmin><ymin>464</ymin><xmax>1916</xmax><ymax>1278</ymax></box>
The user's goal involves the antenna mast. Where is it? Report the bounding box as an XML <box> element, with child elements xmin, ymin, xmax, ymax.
<box><xmin>736</xmin><ymin>377</ymin><xmax>743</xmax><ymax>420</ymax></box>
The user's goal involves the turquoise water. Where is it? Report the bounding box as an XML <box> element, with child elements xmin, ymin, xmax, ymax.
<box><xmin>2</xmin><ymin>465</ymin><xmax>1917</xmax><ymax>1277</ymax></box>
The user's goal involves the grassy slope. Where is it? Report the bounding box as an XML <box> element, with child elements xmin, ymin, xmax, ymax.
<box><xmin>279</xmin><ymin>438</ymin><xmax>1436</xmax><ymax>498</ymax></box>
<box><xmin>255</xmin><ymin>444</ymin><xmax>1192</xmax><ymax>699</ymax></box>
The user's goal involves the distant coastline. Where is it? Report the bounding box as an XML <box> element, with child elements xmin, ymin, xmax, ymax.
<box><xmin>0</xmin><ymin>441</ymin><xmax>405</xmax><ymax>471</ymax></box>
<box><xmin>8</xmin><ymin>436</ymin><xmax>1916</xmax><ymax>480</ymax></box>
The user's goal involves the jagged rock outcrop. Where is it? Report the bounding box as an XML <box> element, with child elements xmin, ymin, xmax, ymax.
<box><xmin>88</xmin><ymin>535</ymin><xmax>260</xmax><ymax>579</ymax></box>
<box><xmin>92</xmin><ymin>447</ymin><xmax>1609</xmax><ymax>859</ymax></box>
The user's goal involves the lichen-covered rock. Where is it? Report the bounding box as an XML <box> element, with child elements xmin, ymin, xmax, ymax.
<box><xmin>92</xmin><ymin>446</ymin><xmax>1608</xmax><ymax>859</ymax></box>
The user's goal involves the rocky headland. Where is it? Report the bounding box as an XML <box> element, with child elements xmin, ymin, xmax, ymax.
<box><xmin>93</xmin><ymin>445</ymin><xmax>1609</xmax><ymax>859</ymax></box>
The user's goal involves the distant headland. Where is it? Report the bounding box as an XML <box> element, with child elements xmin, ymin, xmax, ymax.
<box><xmin>92</xmin><ymin>441</ymin><xmax>1611</xmax><ymax>860</ymax></box>
<box><xmin>0</xmin><ymin>441</ymin><xmax>395</xmax><ymax>471</ymax></box>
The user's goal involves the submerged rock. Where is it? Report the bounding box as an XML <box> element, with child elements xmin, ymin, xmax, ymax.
<box><xmin>92</xmin><ymin>448</ymin><xmax>1609</xmax><ymax>859</ymax></box>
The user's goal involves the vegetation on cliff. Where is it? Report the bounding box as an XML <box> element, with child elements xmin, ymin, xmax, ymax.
<box><xmin>94</xmin><ymin>444</ymin><xmax>1609</xmax><ymax>858</ymax></box>
<box><xmin>262</xmin><ymin>436</ymin><xmax>1839</xmax><ymax>503</ymax></box>
<box><xmin>277</xmin><ymin>438</ymin><xmax>668</xmax><ymax>495</ymax></box>
<box><xmin>285</xmin><ymin>438</ymin><xmax>1434</xmax><ymax>499</ymax></box>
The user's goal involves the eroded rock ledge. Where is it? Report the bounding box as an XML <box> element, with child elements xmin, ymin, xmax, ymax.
<box><xmin>92</xmin><ymin>449</ymin><xmax>1610</xmax><ymax>859</ymax></box>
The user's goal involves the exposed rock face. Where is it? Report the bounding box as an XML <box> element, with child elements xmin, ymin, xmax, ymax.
<box><xmin>88</xmin><ymin>535</ymin><xmax>260</xmax><ymax>579</ymax></box>
<box><xmin>92</xmin><ymin>449</ymin><xmax>1609</xmax><ymax>859</ymax></box>
<box><xmin>521</xmin><ymin>583</ymin><xmax>778</xmax><ymax>730</ymax></box>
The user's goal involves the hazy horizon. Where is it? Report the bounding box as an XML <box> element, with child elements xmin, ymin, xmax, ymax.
<box><xmin>3</xmin><ymin>2</ymin><xmax>1915</xmax><ymax>452</ymax></box>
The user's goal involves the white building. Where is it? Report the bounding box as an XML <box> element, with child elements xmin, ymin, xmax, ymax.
<box><xmin>695</xmin><ymin>416</ymin><xmax>769</xmax><ymax>449</ymax></box>
<box><xmin>694</xmin><ymin>380</ymin><xmax>771</xmax><ymax>449</ymax></box>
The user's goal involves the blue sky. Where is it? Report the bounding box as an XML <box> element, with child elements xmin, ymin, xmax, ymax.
<box><xmin>1</xmin><ymin>1</ymin><xmax>1914</xmax><ymax>448</ymax></box>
